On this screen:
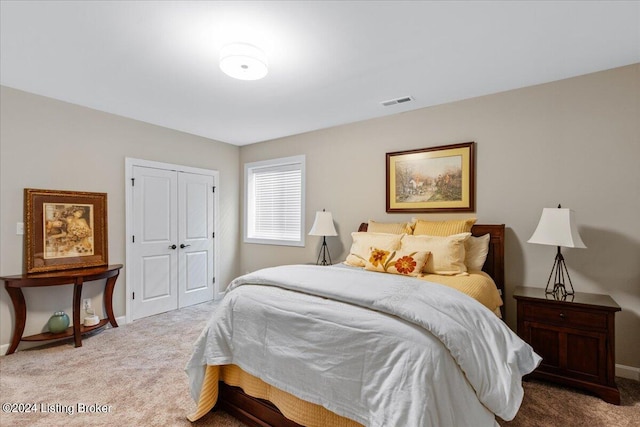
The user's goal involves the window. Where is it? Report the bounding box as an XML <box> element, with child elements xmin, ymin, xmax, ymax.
<box><xmin>244</xmin><ymin>155</ymin><xmax>305</xmax><ymax>246</ymax></box>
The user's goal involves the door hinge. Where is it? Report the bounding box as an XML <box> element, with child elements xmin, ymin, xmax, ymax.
<box><xmin>212</xmin><ymin>232</ymin><xmax>215</xmax><ymax>238</ymax></box>
<box><xmin>212</xmin><ymin>186</ymin><xmax>216</xmax><ymax>193</ymax></box>
<box><xmin>213</xmin><ymin>277</ymin><xmax>216</xmax><ymax>284</ymax></box>
<box><xmin>132</xmin><ymin>235</ymin><xmax>135</xmax><ymax>243</ymax></box>
<box><xmin>132</xmin><ymin>292</ymin><xmax>135</xmax><ymax>300</ymax></box>
<box><xmin>131</xmin><ymin>178</ymin><xmax>135</xmax><ymax>186</ymax></box>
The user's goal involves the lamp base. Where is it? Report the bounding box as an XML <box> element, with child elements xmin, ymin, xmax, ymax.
<box><xmin>547</xmin><ymin>282</ymin><xmax>572</xmax><ymax>300</ymax></box>
<box><xmin>316</xmin><ymin>237</ymin><xmax>332</xmax><ymax>266</ymax></box>
<box><xmin>544</xmin><ymin>246</ymin><xmax>575</xmax><ymax>297</ymax></box>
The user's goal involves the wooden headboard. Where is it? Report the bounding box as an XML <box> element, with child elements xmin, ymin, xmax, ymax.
<box><xmin>358</xmin><ymin>223</ymin><xmax>506</xmax><ymax>318</ymax></box>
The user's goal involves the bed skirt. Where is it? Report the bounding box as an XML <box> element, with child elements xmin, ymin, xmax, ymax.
<box><xmin>188</xmin><ymin>364</ymin><xmax>363</xmax><ymax>427</ymax></box>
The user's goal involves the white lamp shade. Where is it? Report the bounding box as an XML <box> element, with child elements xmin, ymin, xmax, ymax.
<box><xmin>528</xmin><ymin>207</ymin><xmax>586</xmax><ymax>248</ymax></box>
<box><xmin>308</xmin><ymin>211</ymin><xmax>338</xmax><ymax>236</ymax></box>
<box><xmin>219</xmin><ymin>43</ymin><xmax>268</xmax><ymax>81</ymax></box>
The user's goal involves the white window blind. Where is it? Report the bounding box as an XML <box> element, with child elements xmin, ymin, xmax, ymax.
<box><xmin>245</xmin><ymin>156</ymin><xmax>305</xmax><ymax>246</ymax></box>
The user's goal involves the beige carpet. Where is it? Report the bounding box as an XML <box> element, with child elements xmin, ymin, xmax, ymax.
<box><xmin>0</xmin><ymin>301</ymin><xmax>240</xmax><ymax>427</ymax></box>
<box><xmin>500</xmin><ymin>377</ymin><xmax>640</xmax><ymax>427</ymax></box>
<box><xmin>1</xmin><ymin>300</ymin><xmax>638</xmax><ymax>427</ymax></box>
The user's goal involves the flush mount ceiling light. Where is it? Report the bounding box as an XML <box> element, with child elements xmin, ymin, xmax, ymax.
<box><xmin>219</xmin><ymin>43</ymin><xmax>268</xmax><ymax>81</ymax></box>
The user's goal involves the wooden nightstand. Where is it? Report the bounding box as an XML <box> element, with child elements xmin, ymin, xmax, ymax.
<box><xmin>513</xmin><ymin>286</ymin><xmax>621</xmax><ymax>404</ymax></box>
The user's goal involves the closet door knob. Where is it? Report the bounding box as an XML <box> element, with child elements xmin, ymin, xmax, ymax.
<box><xmin>169</xmin><ymin>244</ymin><xmax>177</xmax><ymax>250</ymax></box>
<box><xmin>180</xmin><ymin>244</ymin><xmax>191</xmax><ymax>249</ymax></box>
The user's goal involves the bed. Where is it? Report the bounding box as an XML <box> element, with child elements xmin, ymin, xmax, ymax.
<box><xmin>186</xmin><ymin>223</ymin><xmax>540</xmax><ymax>427</ymax></box>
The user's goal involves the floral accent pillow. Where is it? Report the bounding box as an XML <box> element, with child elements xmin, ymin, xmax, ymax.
<box><xmin>364</xmin><ymin>247</ymin><xmax>430</xmax><ymax>277</ymax></box>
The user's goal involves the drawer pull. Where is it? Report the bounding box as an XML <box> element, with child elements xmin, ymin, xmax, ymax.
<box><xmin>559</xmin><ymin>313</ymin><xmax>565</xmax><ymax>318</ymax></box>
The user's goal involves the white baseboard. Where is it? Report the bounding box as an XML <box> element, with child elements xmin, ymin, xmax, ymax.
<box><xmin>113</xmin><ymin>315</ymin><xmax>127</xmax><ymax>327</ymax></box>
<box><xmin>616</xmin><ymin>364</ymin><xmax>640</xmax><ymax>381</ymax></box>
<box><xmin>0</xmin><ymin>343</ymin><xmax>8</xmax><ymax>356</ymax></box>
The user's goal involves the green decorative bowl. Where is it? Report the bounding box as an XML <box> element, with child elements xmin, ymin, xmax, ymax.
<box><xmin>48</xmin><ymin>311</ymin><xmax>70</xmax><ymax>333</ymax></box>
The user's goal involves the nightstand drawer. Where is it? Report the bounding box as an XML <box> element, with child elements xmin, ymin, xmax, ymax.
<box><xmin>522</xmin><ymin>304</ymin><xmax>608</xmax><ymax>330</ymax></box>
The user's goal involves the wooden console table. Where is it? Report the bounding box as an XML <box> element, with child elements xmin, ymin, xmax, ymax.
<box><xmin>1</xmin><ymin>264</ymin><xmax>122</xmax><ymax>355</ymax></box>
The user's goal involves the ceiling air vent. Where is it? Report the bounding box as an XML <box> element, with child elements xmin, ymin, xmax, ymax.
<box><xmin>380</xmin><ymin>96</ymin><xmax>414</xmax><ymax>107</ymax></box>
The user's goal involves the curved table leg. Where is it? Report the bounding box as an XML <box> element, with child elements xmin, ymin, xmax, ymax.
<box><xmin>104</xmin><ymin>273</ymin><xmax>119</xmax><ymax>327</ymax></box>
<box><xmin>5</xmin><ymin>286</ymin><xmax>26</xmax><ymax>355</ymax></box>
<box><xmin>72</xmin><ymin>279</ymin><xmax>83</xmax><ymax>347</ymax></box>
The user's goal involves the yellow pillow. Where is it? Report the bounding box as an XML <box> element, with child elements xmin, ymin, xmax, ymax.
<box><xmin>344</xmin><ymin>232</ymin><xmax>403</xmax><ymax>267</ymax></box>
<box><xmin>465</xmin><ymin>234</ymin><xmax>490</xmax><ymax>271</ymax></box>
<box><xmin>367</xmin><ymin>220</ymin><xmax>413</xmax><ymax>234</ymax></box>
<box><xmin>413</xmin><ymin>218</ymin><xmax>476</xmax><ymax>236</ymax></box>
<box><xmin>400</xmin><ymin>233</ymin><xmax>471</xmax><ymax>275</ymax></box>
<box><xmin>365</xmin><ymin>247</ymin><xmax>430</xmax><ymax>277</ymax></box>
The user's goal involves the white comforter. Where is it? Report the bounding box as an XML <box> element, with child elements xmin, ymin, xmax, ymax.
<box><xmin>186</xmin><ymin>265</ymin><xmax>540</xmax><ymax>427</ymax></box>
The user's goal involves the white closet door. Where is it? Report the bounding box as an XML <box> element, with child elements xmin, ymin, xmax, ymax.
<box><xmin>131</xmin><ymin>166</ymin><xmax>178</xmax><ymax>320</ymax></box>
<box><xmin>177</xmin><ymin>171</ymin><xmax>214</xmax><ymax>308</ymax></box>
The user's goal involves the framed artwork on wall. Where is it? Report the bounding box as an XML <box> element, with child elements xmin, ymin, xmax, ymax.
<box><xmin>24</xmin><ymin>188</ymin><xmax>108</xmax><ymax>273</ymax></box>
<box><xmin>386</xmin><ymin>142</ymin><xmax>475</xmax><ymax>213</ymax></box>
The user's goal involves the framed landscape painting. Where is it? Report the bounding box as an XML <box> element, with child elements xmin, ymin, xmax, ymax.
<box><xmin>25</xmin><ymin>188</ymin><xmax>108</xmax><ymax>273</ymax></box>
<box><xmin>386</xmin><ymin>142</ymin><xmax>475</xmax><ymax>213</ymax></box>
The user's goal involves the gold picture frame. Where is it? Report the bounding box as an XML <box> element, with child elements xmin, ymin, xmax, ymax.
<box><xmin>25</xmin><ymin>188</ymin><xmax>108</xmax><ymax>273</ymax></box>
<box><xmin>386</xmin><ymin>142</ymin><xmax>476</xmax><ymax>213</ymax></box>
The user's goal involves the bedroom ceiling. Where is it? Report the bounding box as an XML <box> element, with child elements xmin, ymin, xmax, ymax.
<box><xmin>1</xmin><ymin>1</ymin><xmax>639</xmax><ymax>146</ymax></box>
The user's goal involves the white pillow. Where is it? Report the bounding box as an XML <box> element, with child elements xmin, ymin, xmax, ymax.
<box><xmin>400</xmin><ymin>233</ymin><xmax>471</xmax><ymax>275</ymax></box>
<box><xmin>465</xmin><ymin>234</ymin><xmax>490</xmax><ymax>271</ymax></box>
<box><xmin>344</xmin><ymin>232</ymin><xmax>404</xmax><ymax>267</ymax></box>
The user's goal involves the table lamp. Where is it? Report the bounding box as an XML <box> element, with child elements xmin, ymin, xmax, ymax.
<box><xmin>308</xmin><ymin>209</ymin><xmax>338</xmax><ymax>265</ymax></box>
<box><xmin>528</xmin><ymin>204</ymin><xmax>586</xmax><ymax>297</ymax></box>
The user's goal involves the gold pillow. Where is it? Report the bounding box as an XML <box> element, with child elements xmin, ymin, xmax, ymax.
<box><xmin>344</xmin><ymin>232</ymin><xmax>403</xmax><ymax>267</ymax></box>
<box><xmin>367</xmin><ymin>219</ymin><xmax>413</xmax><ymax>234</ymax></box>
<box><xmin>364</xmin><ymin>248</ymin><xmax>430</xmax><ymax>277</ymax></box>
<box><xmin>400</xmin><ymin>233</ymin><xmax>471</xmax><ymax>275</ymax></box>
<box><xmin>413</xmin><ymin>218</ymin><xmax>476</xmax><ymax>236</ymax></box>
<box><xmin>465</xmin><ymin>233</ymin><xmax>490</xmax><ymax>271</ymax></box>
<box><xmin>367</xmin><ymin>220</ymin><xmax>413</xmax><ymax>234</ymax></box>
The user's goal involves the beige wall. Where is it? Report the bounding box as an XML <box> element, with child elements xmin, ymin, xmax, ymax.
<box><xmin>2</xmin><ymin>64</ymin><xmax>638</xmax><ymax>370</ymax></box>
<box><xmin>0</xmin><ymin>86</ymin><xmax>240</xmax><ymax>350</ymax></box>
<box><xmin>239</xmin><ymin>64</ymin><xmax>640</xmax><ymax>369</ymax></box>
